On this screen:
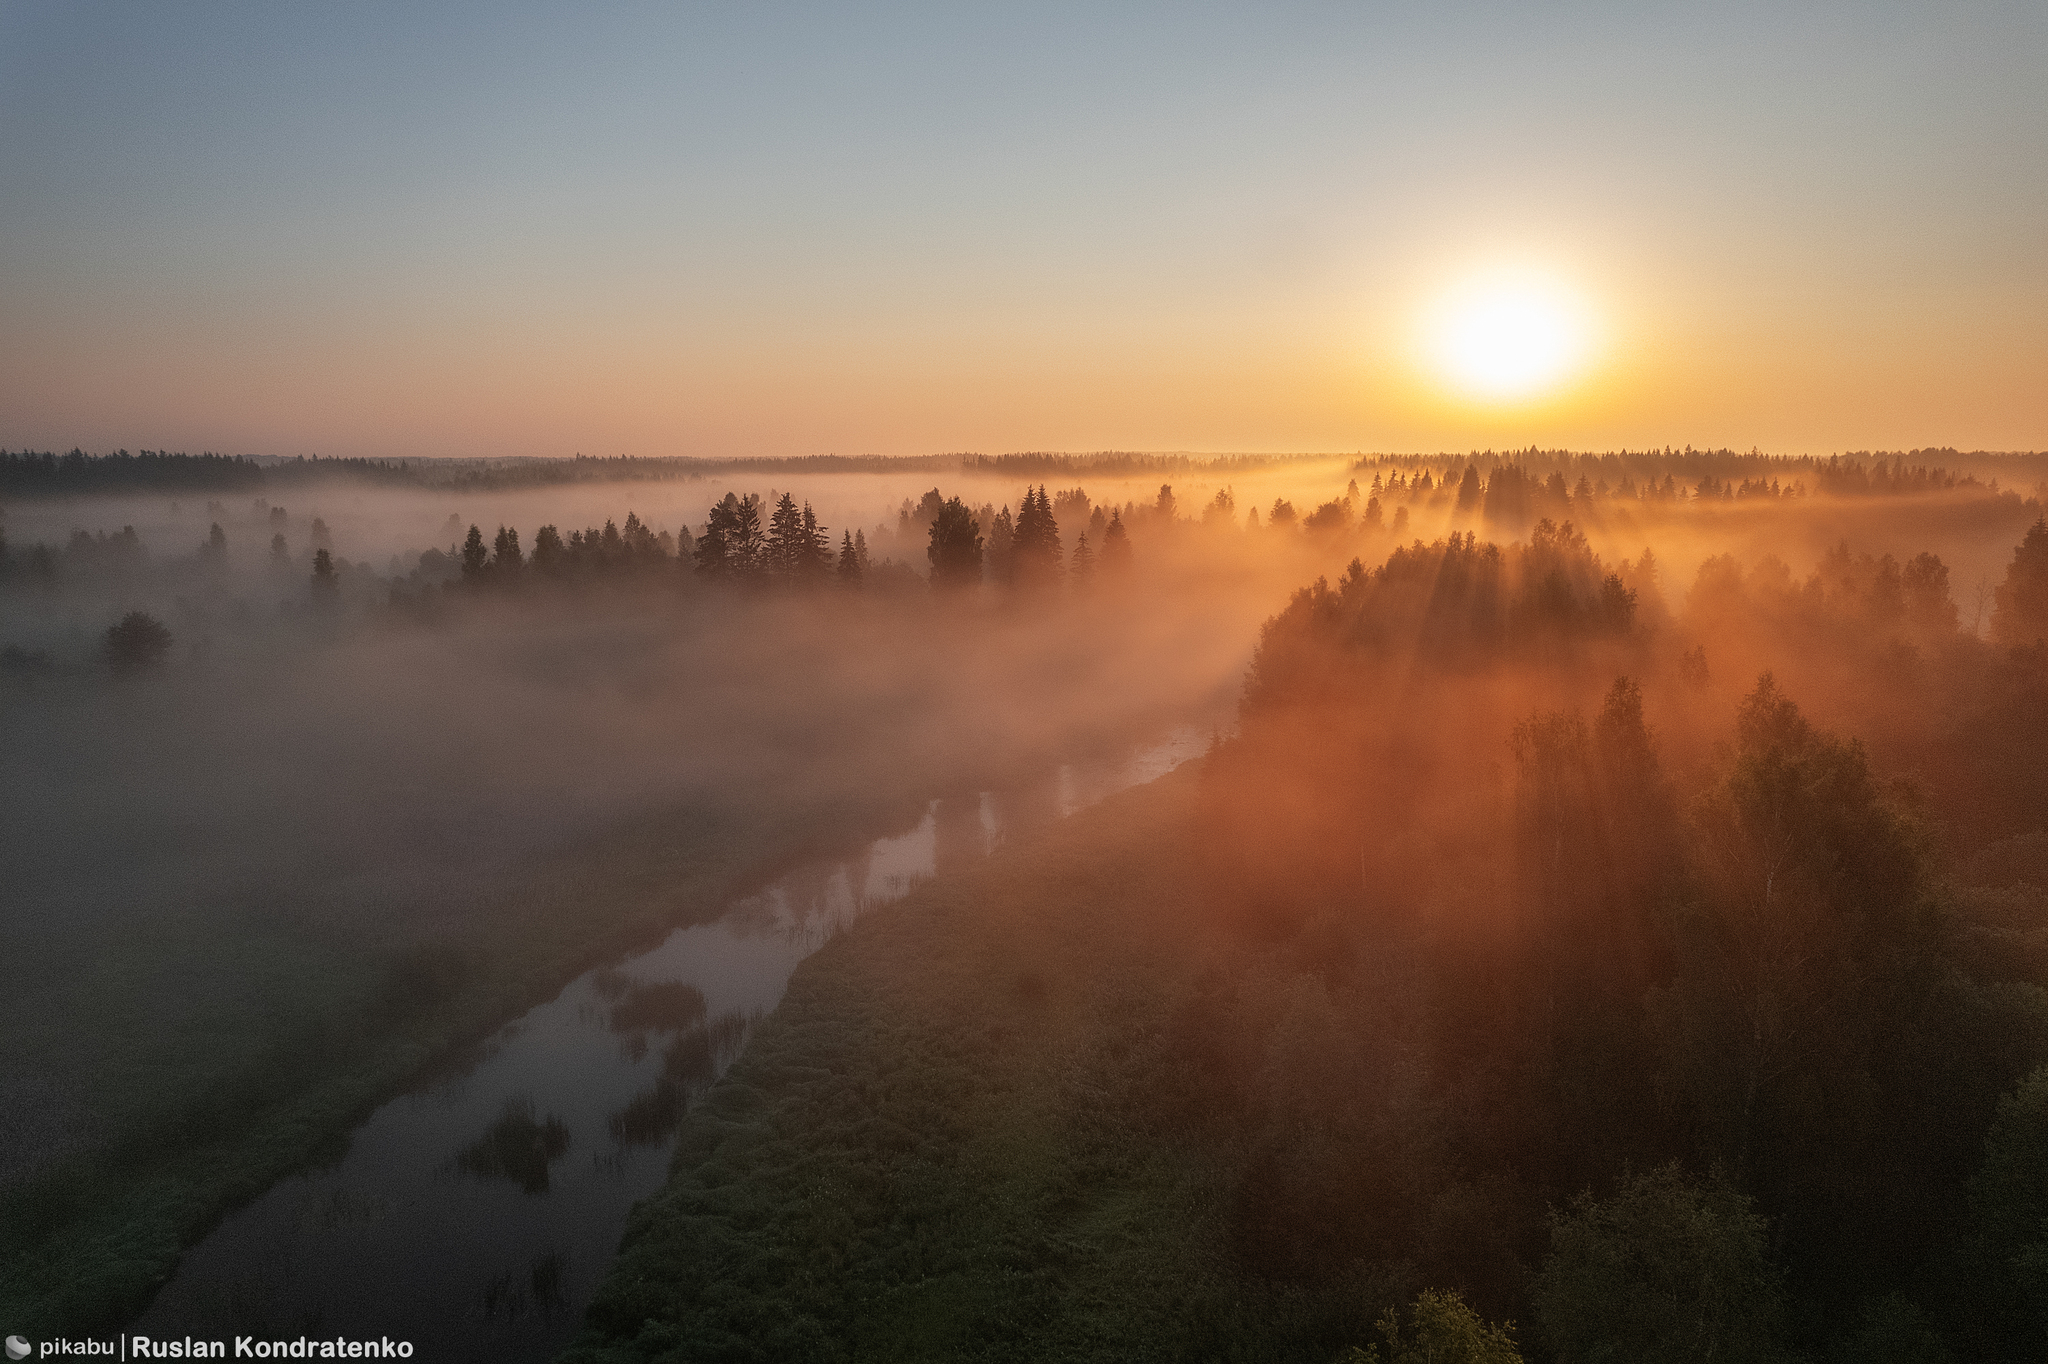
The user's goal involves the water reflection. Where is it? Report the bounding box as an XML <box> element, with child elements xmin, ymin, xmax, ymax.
<box><xmin>131</xmin><ymin>724</ymin><xmax>1207</xmax><ymax>1364</ymax></box>
<box><xmin>453</xmin><ymin>1098</ymin><xmax>571</xmax><ymax>1195</ymax></box>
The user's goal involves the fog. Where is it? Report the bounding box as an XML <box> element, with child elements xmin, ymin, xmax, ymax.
<box><xmin>5</xmin><ymin>447</ymin><xmax>2047</xmax><ymax>1353</ymax></box>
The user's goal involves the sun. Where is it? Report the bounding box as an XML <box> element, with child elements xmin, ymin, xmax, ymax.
<box><xmin>1426</xmin><ymin>272</ymin><xmax>1595</xmax><ymax>402</ymax></box>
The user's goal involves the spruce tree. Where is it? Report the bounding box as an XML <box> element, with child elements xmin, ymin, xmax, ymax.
<box><xmin>799</xmin><ymin>503</ymin><xmax>831</xmax><ymax>583</ymax></box>
<box><xmin>1011</xmin><ymin>485</ymin><xmax>1062</xmax><ymax>591</ymax></box>
<box><xmin>460</xmin><ymin>524</ymin><xmax>488</xmax><ymax>579</ymax></box>
<box><xmin>492</xmin><ymin>525</ymin><xmax>523</xmax><ymax>574</ymax></box>
<box><xmin>837</xmin><ymin>530</ymin><xmax>863</xmax><ymax>586</ymax></box>
<box><xmin>733</xmin><ymin>493</ymin><xmax>770</xmax><ymax>577</ymax></box>
<box><xmin>927</xmin><ymin>495</ymin><xmax>984</xmax><ymax>591</ymax></box>
<box><xmin>693</xmin><ymin>502</ymin><xmax>733</xmax><ymax>578</ymax></box>
<box><xmin>1100</xmin><ymin>509</ymin><xmax>1132</xmax><ymax>577</ymax></box>
<box><xmin>766</xmin><ymin>493</ymin><xmax>805</xmax><ymax>580</ymax></box>
<box><xmin>532</xmin><ymin>525</ymin><xmax>564</xmax><ymax>574</ymax></box>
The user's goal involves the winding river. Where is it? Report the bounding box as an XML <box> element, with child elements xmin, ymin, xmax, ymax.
<box><xmin>131</xmin><ymin>726</ymin><xmax>1207</xmax><ymax>1361</ymax></box>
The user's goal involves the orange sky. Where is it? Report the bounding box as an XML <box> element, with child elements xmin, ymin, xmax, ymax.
<box><xmin>1</xmin><ymin>4</ymin><xmax>2042</xmax><ymax>459</ymax></box>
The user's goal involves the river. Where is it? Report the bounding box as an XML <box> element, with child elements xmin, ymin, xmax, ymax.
<box><xmin>130</xmin><ymin>726</ymin><xmax>1208</xmax><ymax>1360</ymax></box>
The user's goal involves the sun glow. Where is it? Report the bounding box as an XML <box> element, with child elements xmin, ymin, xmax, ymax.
<box><xmin>1426</xmin><ymin>272</ymin><xmax>1595</xmax><ymax>402</ymax></box>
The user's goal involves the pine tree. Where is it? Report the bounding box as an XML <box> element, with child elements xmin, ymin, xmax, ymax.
<box><xmin>460</xmin><ymin>524</ymin><xmax>488</xmax><ymax>579</ymax></box>
<box><xmin>1100</xmin><ymin>509</ymin><xmax>1132</xmax><ymax>577</ymax></box>
<box><xmin>837</xmin><ymin>530</ymin><xmax>863</xmax><ymax>586</ymax></box>
<box><xmin>853</xmin><ymin>528</ymin><xmax>871</xmax><ymax>574</ymax></box>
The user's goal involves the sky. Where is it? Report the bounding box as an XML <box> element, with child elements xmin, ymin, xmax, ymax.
<box><xmin>1</xmin><ymin>1</ymin><xmax>2043</xmax><ymax>459</ymax></box>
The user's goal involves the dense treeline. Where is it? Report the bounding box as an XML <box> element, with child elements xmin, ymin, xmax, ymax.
<box><xmin>1182</xmin><ymin>514</ymin><xmax>2048</xmax><ymax>1359</ymax></box>
<box><xmin>10</xmin><ymin>446</ymin><xmax>2042</xmax><ymax>501</ymax></box>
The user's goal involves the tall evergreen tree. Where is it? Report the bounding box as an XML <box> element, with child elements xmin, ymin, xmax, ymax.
<box><xmin>532</xmin><ymin>525</ymin><xmax>564</xmax><ymax>574</ymax></box>
<box><xmin>1012</xmin><ymin>485</ymin><xmax>1062</xmax><ymax>591</ymax></box>
<box><xmin>1100</xmin><ymin>509</ymin><xmax>1132</xmax><ymax>577</ymax></box>
<box><xmin>1070</xmin><ymin>532</ymin><xmax>1094</xmax><ymax>592</ymax></box>
<box><xmin>928</xmin><ymin>495</ymin><xmax>984</xmax><ymax>592</ymax></box>
<box><xmin>492</xmin><ymin>525</ymin><xmax>523</xmax><ymax>574</ymax></box>
<box><xmin>837</xmin><ymin>530</ymin><xmax>863</xmax><ymax>586</ymax></box>
<box><xmin>726</xmin><ymin>494</ymin><xmax>765</xmax><ymax>580</ymax></box>
<box><xmin>693</xmin><ymin>505</ymin><xmax>731</xmax><ymax>578</ymax></box>
<box><xmin>798</xmin><ymin>503</ymin><xmax>832</xmax><ymax>583</ymax></box>
<box><xmin>460</xmin><ymin>524</ymin><xmax>488</xmax><ymax>579</ymax></box>
<box><xmin>621</xmin><ymin>511</ymin><xmax>660</xmax><ymax>562</ymax></box>
<box><xmin>764</xmin><ymin>492</ymin><xmax>810</xmax><ymax>581</ymax></box>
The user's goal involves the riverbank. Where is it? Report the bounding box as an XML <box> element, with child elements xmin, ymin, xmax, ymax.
<box><xmin>1</xmin><ymin>786</ymin><xmax>924</xmax><ymax>1338</ymax></box>
<box><xmin>562</xmin><ymin>761</ymin><xmax>1396</xmax><ymax>1363</ymax></box>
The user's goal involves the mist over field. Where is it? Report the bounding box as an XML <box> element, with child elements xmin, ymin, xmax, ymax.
<box><xmin>5</xmin><ymin>446</ymin><xmax>2048</xmax><ymax>1361</ymax></box>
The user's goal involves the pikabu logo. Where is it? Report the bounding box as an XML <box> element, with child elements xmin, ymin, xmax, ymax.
<box><xmin>7</xmin><ymin>1337</ymin><xmax>30</xmax><ymax>1361</ymax></box>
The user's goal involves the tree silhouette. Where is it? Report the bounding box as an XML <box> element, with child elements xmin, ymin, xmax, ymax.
<box><xmin>797</xmin><ymin>503</ymin><xmax>831</xmax><ymax>583</ymax></box>
<box><xmin>532</xmin><ymin>525</ymin><xmax>564</xmax><ymax>574</ymax></box>
<box><xmin>927</xmin><ymin>496</ymin><xmax>984</xmax><ymax>592</ymax></box>
<box><xmin>492</xmin><ymin>526</ymin><xmax>523</xmax><ymax>575</ymax></box>
<box><xmin>1991</xmin><ymin>517</ymin><xmax>2048</xmax><ymax>647</ymax></box>
<box><xmin>1100</xmin><ymin>510</ymin><xmax>1132</xmax><ymax>577</ymax></box>
<box><xmin>837</xmin><ymin>530</ymin><xmax>863</xmax><ymax>586</ymax></box>
<box><xmin>460</xmin><ymin>524</ymin><xmax>488</xmax><ymax>580</ymax></box>
<box><xmin>311</xmin><ymin>548</ymin><xmax>338</xmax><ymax>605</ymax></box>
<box><xmin>1011</xmin><ymin>485</ymin><xmax>1062</xmax><ymax>591</ymax></box>
<box><xmin>105</xmin><ymin>611</ymin><xmax>172</xmax><ymax>674</ymax></box>
<box><xmin>1069</xmin><ymin>532</ymin><xmax>1094</xmax><ymax>592</ymax></box>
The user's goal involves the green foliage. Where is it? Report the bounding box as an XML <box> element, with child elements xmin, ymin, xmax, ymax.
<box><xmin>1343</xmin><ymin>1289</ymin><xmax>1523</xmax><ymax>1364</ymax></box>
<box><xmin>1531</xmin><ymin>1165</ymin><xmax>1790</xmax><ymax>1364</ymax></box>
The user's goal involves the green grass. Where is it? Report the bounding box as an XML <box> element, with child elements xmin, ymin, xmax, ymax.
<box><xmin>0</xmin><ymin>787</ymin><xmax>923</xmax><ymax>1338</ymax></box>
<box><xmin>562</xmin><ymin>765</ymin><xmax>1397</xmax><ymax>1364</ymax></box>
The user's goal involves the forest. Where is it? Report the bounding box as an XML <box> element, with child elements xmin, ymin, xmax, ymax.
<box><xmin>4</xmin><ymin>448</ymin><xmax>2048</xmax><ymax>1361</ymax></box>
